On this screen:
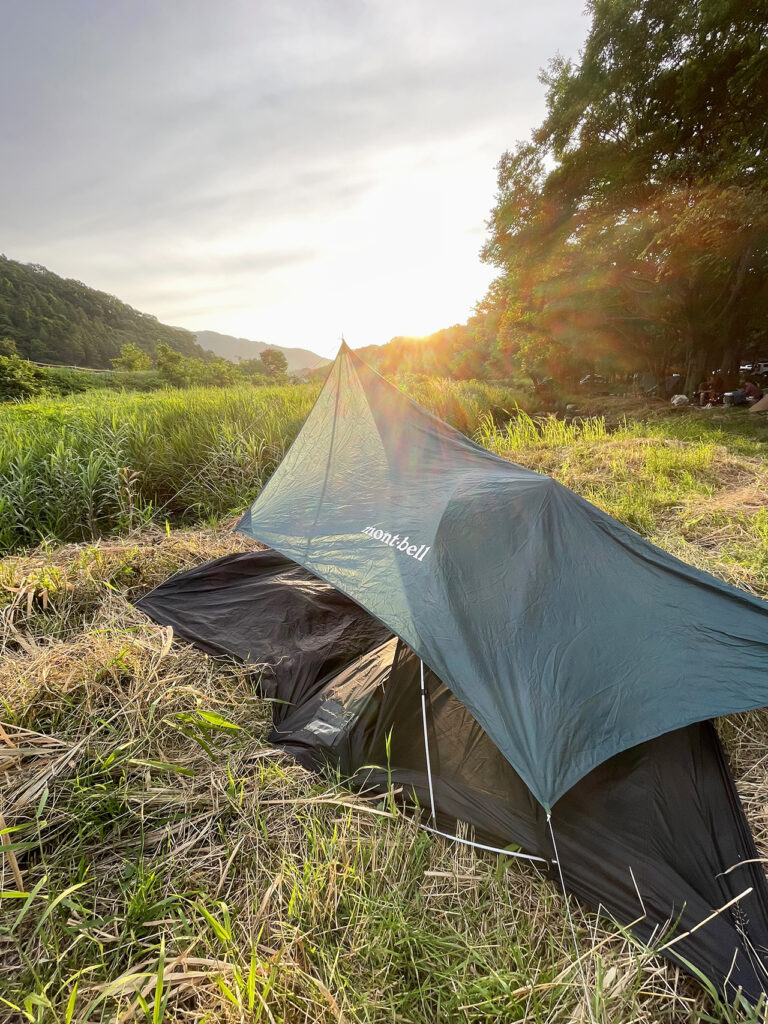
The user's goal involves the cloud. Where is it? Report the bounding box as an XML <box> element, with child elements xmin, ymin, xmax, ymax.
<box><xmin>0</xmin><ymin>0</ymin><xmax>590</xmax><ymax>356</ymax></box>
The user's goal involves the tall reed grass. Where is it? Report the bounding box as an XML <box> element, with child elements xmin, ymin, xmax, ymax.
<box><xmin>0</xmin><ymin>386</ymin><xmax>317</xmax><ymax>553</ymax></box>
<box><xmin>0</xmin><ymin>378</ymin><xmax>527</xmax><ymax>554</ymax></box>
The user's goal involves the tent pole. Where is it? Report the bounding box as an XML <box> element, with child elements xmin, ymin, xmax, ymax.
<box><xmin>418</xmin><ymin>659</ymin><xmax>547</xmax><ymax>863</ymax></box>
<box><xmin>547</xmin><ymin>812</ymin><xmax>596</xmax><ymax>1024</ymax></box>
<box><xmin>419</xmin><ymin>659</ymin><xmax>437</xmax><ymax>825</ymax></box>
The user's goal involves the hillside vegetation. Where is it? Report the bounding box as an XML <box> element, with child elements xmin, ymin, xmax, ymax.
<box><xmin>0</xmin><ymin>340</ymin><xmax>294</xmax><ymax>403</ymax></box>
<box><xmin>2</xmin><ymin>410</ymin><xmax>768</xmax><ymax>1023</ymax></box>
<box><xmin>0</xmin><ymin>256</ymin><xmax>206</xmax><ymax>368</ymax></box>
<box><xmin>0</xmin><ymin>256</ymin><xmax>328</xmax><ymax>376</ymax></box>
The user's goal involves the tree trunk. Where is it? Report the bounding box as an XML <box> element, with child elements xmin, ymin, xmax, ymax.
<box><xmin>684</xmin><ymin>347</ymin><xmax>707</xmax><ymax>396</ymax></box>
<box><xmin>719</xmin><ymin>344</ymin><xmax>739</xmax><ymax>388</ymax></box>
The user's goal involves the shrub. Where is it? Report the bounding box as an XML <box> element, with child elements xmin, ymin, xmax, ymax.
<box><xmin>0</xmin><ymin>353</ymin><xmax>50</xmax><ymax>401</ymax></box>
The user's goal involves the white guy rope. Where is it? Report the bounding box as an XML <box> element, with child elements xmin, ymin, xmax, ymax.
<box><xmin>419</xmin><ymin>823</ymin><xmax>548</xmax><ymax>863</ymax></box>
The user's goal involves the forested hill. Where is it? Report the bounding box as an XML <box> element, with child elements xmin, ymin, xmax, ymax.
<box><xmin>0</xmin><ymin>256</ymin><xmax>205</xmax><ymax>368</ymax></box>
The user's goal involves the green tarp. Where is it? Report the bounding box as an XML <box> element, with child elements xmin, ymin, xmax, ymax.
<box><xmin>237</xmin><ymin>343</ymin><xmax>768</xmax><ymax>809</ymax></box>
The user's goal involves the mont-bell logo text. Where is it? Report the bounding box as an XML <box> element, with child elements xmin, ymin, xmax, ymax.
<box><xmin>361</xmin><ymin>526</ymin><xmax>430</xmax><ymax>562</ymax></box>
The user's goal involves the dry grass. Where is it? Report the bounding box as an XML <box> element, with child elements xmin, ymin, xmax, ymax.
<box><xmin>3</xmin><ymin>409</ymin><xmax>768</xmax><ymax>1022</ymax></box>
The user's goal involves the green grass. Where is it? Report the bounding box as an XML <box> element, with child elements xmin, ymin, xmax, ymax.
<box><xmin>0</xmin><ymin>385</ymin><xmax>317</xmax><ymax>554</ymax></box>
<box><xmin>0</xmin><ymin>378</ymin><xmax>529</xmax><ymax>555</ymax></box>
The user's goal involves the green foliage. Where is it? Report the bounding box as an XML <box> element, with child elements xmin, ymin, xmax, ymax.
<box><xmin>155</xmin><ymin>344</ymin><xmax>287</xmax><ymax>388</ymax></box>
<box><xmin>0</xmin><ymin>345</ymin><xmax>303</xmax><ymax>405</ymax></box>
<box><xmin>111</xmin><ymin>342</ymin><xmax>153</xmax><ymax>371</ymax></box>
<box><xmin>0</xmin><ymin>357</ymin><xmax>168</xmax><ymax>403</ymax></box>
<box><xmin>0</xmin><ymin>352</ymin><xmax>50</xmax><ymax>401</ymax></box>
<box><xmin>239</xmin><ymin>348</ymin><xmax>290</xmax><ymax>382</ymax></box>
<box><xmin>259</xmin><ymin>346</ymin><xmax>289</xmax><ymax>378</ymax></box>
<box><xmin>480</xmin><ymin>0</ymin><xmax>768</xmax><ymax>386</ymax></box>
<box><xmin>155</xmin><ymin>342</ymin><xmax>187</xmax><ymax>386</ymax></box>
<box><xmin>0</xmin><ymin>255</ymin><xmax>208</xmax><ymax>368</ymax></box>
<box><xmin>42</xmin><ymin>365</ymin><xmax>166</xmax><ymax>396</ymax></box>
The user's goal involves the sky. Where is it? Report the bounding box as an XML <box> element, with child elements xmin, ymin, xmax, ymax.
<box><xmin>1</xmin><ymin>1</ymin><xmax>590</xmax><ymax>359</ymax></box>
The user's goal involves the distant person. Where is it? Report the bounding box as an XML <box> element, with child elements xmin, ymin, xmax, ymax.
<box><xmin>745</xmin><ymin>380</ymin><xmax>762</xmax><ymax>401</ymax></box>
<box><xmin>696</xmin><ymin>379</ymin><xmax>712</xmax><ymax>406</ymax></box>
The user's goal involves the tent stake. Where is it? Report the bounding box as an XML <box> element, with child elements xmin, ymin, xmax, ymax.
<box><xmin>548</xmin><ymin>811</ymin><xmax>596</xmax><ymax>1024</ymax></box>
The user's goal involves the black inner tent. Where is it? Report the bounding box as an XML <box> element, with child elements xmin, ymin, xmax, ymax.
<box><xmin>136</xmin><ymin>548</ymin><xmax>768</xmax><ymax>1003</ymax></box>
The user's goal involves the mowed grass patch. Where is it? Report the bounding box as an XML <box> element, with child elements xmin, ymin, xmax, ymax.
<box><xmin>0</xmin><ymin>378</ymin><xmax>529</xmax><ymax>556</ymax></box>
<box><xmin>1</xmin><ymin>532</ymin><xmax>753</xmax><ymax>1024</ymax></box>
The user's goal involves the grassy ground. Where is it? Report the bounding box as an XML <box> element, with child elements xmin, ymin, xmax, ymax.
<box><xmin>2</xmin><ymin>404</ymin><xmax>768</xmax><ymax>1022</ymax></box>
<box><xmin>0</xmin><ymin>378</ymin><xmax>528</xmax><ymax>555</ymax></box>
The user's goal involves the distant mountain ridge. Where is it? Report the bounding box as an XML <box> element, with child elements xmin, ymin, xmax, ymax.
<box><xmin>196</xmin><ymin>330</ymin><xmax>330</xmax><ymax>372</ymax></box>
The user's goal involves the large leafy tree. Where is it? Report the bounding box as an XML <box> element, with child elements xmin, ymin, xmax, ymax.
<box><xmin>482</xmin><ymin>0</ymin><xmax>768</xmax><ymax>385</ymax></box>
<box><xmin>259</xmin><ymin>348</ymin><xmax>289</xmax><ymax>379</ymax></box>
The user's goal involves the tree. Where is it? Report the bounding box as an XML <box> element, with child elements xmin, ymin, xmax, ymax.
<box><xmin>0</xmin><ymin>352</ymin><xmax>49</xmax><ymax>401</ymax></box>
<box><xmin>155</xmin><ymin>343</ymin><xmax>188</xmax><ymax>386</ymax></box>
<box><xmin>189</xmin><ymin>356</ymin><xmax>241</xmax><ymax>387</ymax></box>
<box><xmin>238</xmin><ymin>358</ymin><xmax>268</xmax><ymax>381</ymax></box>
<box><xmin>154</xmin><ymin>344</ymin><xmax>247</xmax><ymax>388</ymax></box>
<box><xmin>481</xmin><ymin>0</ymin><xmax>768</xmax><ymax>386</ymax></box>
<box><xmin>259</xmin><ymin>348</ymin><xmax>288</xmax><ymax>379</ymax></box>
<box><xmin>111</xmin><ymin>342</ymin><xmax>153</xmax><ymax>371</ymax></box>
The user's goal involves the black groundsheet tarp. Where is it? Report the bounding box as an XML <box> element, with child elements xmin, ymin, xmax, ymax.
<box><xmin>137</xmin><ymin>549</ymin><xmax>768</xmax><ymax>1001</ymax></box>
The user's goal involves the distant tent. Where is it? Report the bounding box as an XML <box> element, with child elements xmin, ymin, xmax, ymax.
<box><xmin>137</xmin><ymin>344</ymin><xmax>768</xmax><ymax>1000</ymax></box>
<box><xmin>749</xmin><ymin>392</ymin><xmax>768</xmax><ymax>412</ymax></box>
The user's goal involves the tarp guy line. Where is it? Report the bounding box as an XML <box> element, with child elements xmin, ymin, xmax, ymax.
<box><xmin>549</xmin><ymin>811</ymin><xmax>597</xmax><ymax>1024</ymax></box>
